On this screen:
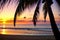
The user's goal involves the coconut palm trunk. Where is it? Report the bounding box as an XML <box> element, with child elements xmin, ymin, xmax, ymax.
<box><xmin>14</xmin><ymin>10</ymin><xmax>18</xmax><ymax>26</ymax></box>
<box><xmin>47</xmin><ymin>6</ymin><xmax>60</xmax><ymax>40</ymax></box>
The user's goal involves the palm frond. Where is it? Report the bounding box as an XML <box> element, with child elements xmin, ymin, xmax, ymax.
<box><xmin>14</xmin><ymin>0</ymin><xmax>39</xmax><ymax>26</ymax></box>
<box><xmin>56</xmin><ymin>0</ymin><xmax>60</xmax><ymax>6</ymax></box>
<box><xmin>0</xmin><ymin>0</ymin><xmax>7</xmax><ymax>9</ymax></box>
<box><xmin>16</xmin><ymin>0</ymin><xmax>39</xmax><ymax>16</ymax></box>
<box><xmin>0</xmin><ymin>0</ymin><xmax>11</xmax><ymax>9</ymax></box>
<box><xmin>33</xmin><ymin>0</ymin><xmax>41</xmax><ymax>26</ymax></box>
<box><xmin>43</xmin><ymin>3</ymin><xmax>47</xmax><ymax>22</ymax></box>
<box><xmin>42</xmin><ymin>0</ymin><xmax>53</xmax><ymax>22</ymax></box>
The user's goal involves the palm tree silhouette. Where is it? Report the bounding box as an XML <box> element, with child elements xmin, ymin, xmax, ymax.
<box><xmin>42</xmin><ymin>0</ymin><xmax>60</xmax><ymax>40</ymax></box>
<box><xmin>0</xmin><ymin>0</ymin><xmax>60</xmax><ymax>40</ymax></box>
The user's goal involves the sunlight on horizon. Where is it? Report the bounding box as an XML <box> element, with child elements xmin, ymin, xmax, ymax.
<box><xmin>3</xmin><ymin>20</ymin><xmax>6</xmax><ymax>28</ymax></box>
<box><xmin>1</xmin><ymin>23</ymin><xmax>6</xmax><ymax>34</ymax></box>
<box><xmin>1</xmin><ymin>21</ymin><xmax>6</xmax><ymax>34</ymax></box>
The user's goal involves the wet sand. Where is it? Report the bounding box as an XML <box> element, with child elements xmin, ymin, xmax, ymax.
<box><xmin>0</xmin><ymin>34</ymin><xmax>55</xmax><ymax>40</ymax></box>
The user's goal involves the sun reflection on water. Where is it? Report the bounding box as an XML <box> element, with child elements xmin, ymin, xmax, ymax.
<box><xmin>2</xmin><ymin>29</ymin><xmax>6</xmax><ymax>34</ymax></box>
<box><xmin>1</xmin><ymin>21</ymin><xmax>6</xmax><ymax>34</ymax></box>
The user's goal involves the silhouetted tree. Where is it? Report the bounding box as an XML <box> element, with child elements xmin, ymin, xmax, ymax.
<box><xmin>42</xmin><ymin>0</ymin><xmax>60</xmax><ymax>40</ymax></box>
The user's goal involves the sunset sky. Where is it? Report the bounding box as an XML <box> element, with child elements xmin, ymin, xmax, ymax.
<box><xmin>0</xmin><ymin>0</ymin><xmax>60</xmax><ymax>24</ymax></box>
<box><xmin>0</xmin><ymin>0</ymin><xmax>60</xmax><ymax>36</ymax></box>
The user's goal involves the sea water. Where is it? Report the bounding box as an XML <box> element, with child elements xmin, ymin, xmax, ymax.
<box><xmin>0</xmin><ymin>24</ymin><xmax>60</xmax><ymax>35</ymax></box>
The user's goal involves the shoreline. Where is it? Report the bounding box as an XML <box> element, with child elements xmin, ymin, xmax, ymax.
<box><xmin>0</xmin><ymin>34</ymin><xmax>55</xmax><ymax>40</ymax></box>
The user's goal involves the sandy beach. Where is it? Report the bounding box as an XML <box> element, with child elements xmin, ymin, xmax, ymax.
<box><xmin>0</xmin><ymin>34</ymin><xmax>55</xmax><ymax>40</ymax></box>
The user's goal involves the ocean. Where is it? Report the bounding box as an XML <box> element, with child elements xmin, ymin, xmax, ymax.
<box><xmin>0</xmin><ymin>24</ymin><xmax>60</xmax><ymax>35</ymax></box>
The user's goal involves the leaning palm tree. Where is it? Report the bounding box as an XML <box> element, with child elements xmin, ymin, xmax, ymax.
<box><xmin>42</xmin><ymin>0</ymin><xmax>60</xmax><ymax>40</ymax></box>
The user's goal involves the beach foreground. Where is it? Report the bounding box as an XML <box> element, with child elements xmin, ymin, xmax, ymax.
<box><xmin>0</xmin><ymin>34</ymin><xmax>55</xmax><ymax>40</ymax></box>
